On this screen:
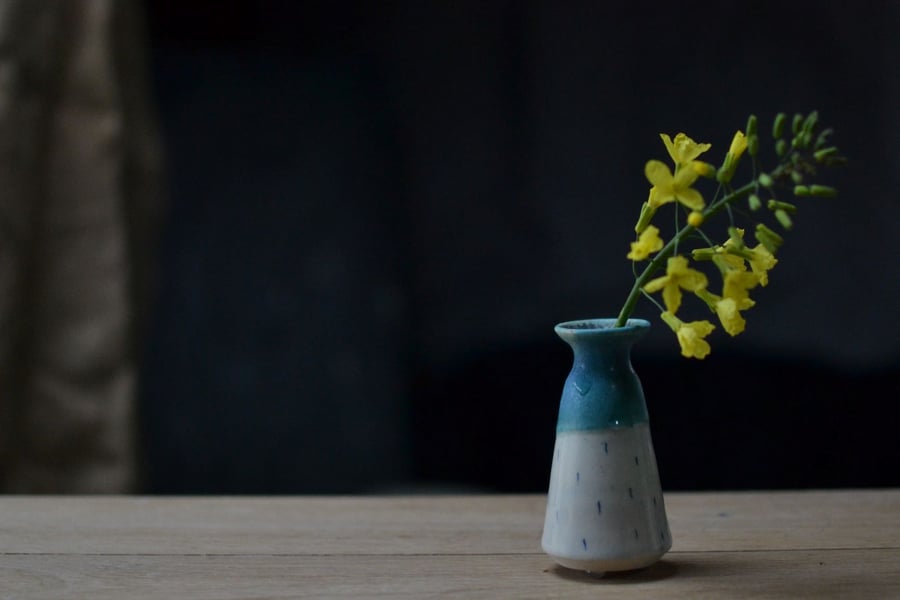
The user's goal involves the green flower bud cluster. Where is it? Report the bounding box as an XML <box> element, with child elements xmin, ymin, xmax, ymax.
<box><xmin>754</xmin><ymin>110</ymin><xmax>844</xmax><ymax>234</ymax></box>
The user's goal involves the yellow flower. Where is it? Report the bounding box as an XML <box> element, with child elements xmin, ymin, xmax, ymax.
<box><xmin>713</xmin><ymin>297</ymin><xmax>746</xmax><ymax>336</ymax></box>
<box><xmin>747</xmin><ymin>243</ymin><xmax>777</xmax><ymax>286</ymax></box>
<box><xmin>627</xmin><ymin>225</ymin><xmax>664</xmax><ymax>261</ymax></box>
<box><xmin>661</xmin><ymin>133</ymin><xmax>712</xmax><ymax>166</ymax></box>
<box><xmin>728</xmin><ymin>130</ymin><xmax>748</xmax><ymax>160</ymax></box>
<box><xmin>661</xmin><ymin>311</ymin><xmax>716</xmax><ymax>359</ymax></box>
<box><xmin>644</xmin><ymin>255</ymin><xmax>708</xmax><ymax>313</ymax></box>
<box><xmin>696</xmin><ymin>286</ymin><xmax>751</xmax><ymax>337</ymax></box>
<box><xmin>722</xmin><ymin>269</ymin><xmax>759</xmax><ymax>310</ymax></box>
<box><xmin>717</xmin><ymin>229</ymin><xmax>767</xmax><ymax>283</ymax></box>
<box><xmin>645</xmin><ymin>160</ymin><xmax>705</xmax><ymax>211</ymax></box>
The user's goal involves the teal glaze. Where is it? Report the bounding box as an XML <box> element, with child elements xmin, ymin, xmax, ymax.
<box><xmin>554</xmin><ymin>318</ymin><xmax>650</xmax><ymax>432</ymax></box>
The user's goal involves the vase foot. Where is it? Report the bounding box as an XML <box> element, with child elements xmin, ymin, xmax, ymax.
<box><xmin>549</xmin><ymin>551</ymin><xmax>664</xmax><ymax>574</ymax></box>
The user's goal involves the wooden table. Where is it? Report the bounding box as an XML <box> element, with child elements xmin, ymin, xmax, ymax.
<box><xmin>1</xmin><ymin>490</ymin><xmax>897</xmax><ymax>598</ymax></box>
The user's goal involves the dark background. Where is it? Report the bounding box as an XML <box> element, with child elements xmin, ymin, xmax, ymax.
<box><xmin>137</xmin><ymin>1</ymin><xmax>900</xmax><ymax>494</ymax></box>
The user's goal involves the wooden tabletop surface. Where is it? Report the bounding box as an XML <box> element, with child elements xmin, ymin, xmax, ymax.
<box><xmin>0</xmin><ymin>489</ymin><xmax>897</xmax><ymax>598</ymax></box>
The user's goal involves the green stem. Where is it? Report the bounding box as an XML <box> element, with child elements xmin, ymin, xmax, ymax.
<box><xmin>614</xmin><ymin>181</ymin><xmax>755</xmax><ymax>328</ymax></box>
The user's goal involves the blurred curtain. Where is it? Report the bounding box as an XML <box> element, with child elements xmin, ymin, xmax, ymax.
<box><xmin>0</xmin><ymin>0</ymin><xmax>162</xmax><ymax>492</ymax></box>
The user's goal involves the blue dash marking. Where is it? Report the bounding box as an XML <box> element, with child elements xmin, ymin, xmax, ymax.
<box><xmin>576</xmin><ymin>471</ymin><xmax>580</xmax><ymax>483</ymax></box>
<box><xmin>661</xmin><ymin>531</ymin><xmax>666</xmax><ymax>541</ymax></box>
<box><xmin>652</xmin><ymin>496</ymin><xmax>657</xmax><ymax>506</ymax></box>
<box><xmin>634</xmin><ymin>456</ymin><xmax>639</xmax><ymax>466</ymax></box>
<box><xmin>628</xmin><ymin>487</ymin><xmax>634</xmax><ymax>499</ymax></box>
<box><xmin>634</xmin><ymin>528</ymin><xmax>639</xmax><ymax>539</ymax></box>
<box><xmin>603</xmin><ymin>442</ymin><xmax>608</xmax><ymax>455</ymax></box>
<box><xmin>597</xmin><ymin>501</ymin><xmax>602</xmax><ymax>514</ymax></box>
<box><xmin>582</xmin><ymin>538</ymin><xmax>587</xmax><ymax>550</ymax></box>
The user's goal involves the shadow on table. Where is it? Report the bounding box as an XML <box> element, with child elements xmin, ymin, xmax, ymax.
<box><xmin>548</xmin><ymin>553</ymin><xmax>891</xmax><ymax>599</ymax></box>
<box><xmin>547</xmin><ymin>559</ymin><xmax>682</xmax><ymax>583</ymax></box>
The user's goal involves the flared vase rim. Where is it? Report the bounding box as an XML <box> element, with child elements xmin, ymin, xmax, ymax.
<box><xmin>554</xmin><ymin>318</ymin><xmax>650</xmax><ymax>334</ymax></box>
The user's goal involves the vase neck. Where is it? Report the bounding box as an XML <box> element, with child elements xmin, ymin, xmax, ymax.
<box><xmin>554</xmin><ymin>319</ymin><xmax>650</xmax><ymax>431</ymax></box>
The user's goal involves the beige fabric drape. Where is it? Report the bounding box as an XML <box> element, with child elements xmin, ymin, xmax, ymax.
<box><xmin>0</xmin><ymin>0</ymin><xmax>162</xmax><ymax>492</ymax></box>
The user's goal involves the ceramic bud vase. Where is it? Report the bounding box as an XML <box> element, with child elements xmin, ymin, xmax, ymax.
<box><xmin>542</xmin><ymin>318</ymin><xmax>671</xmax><ymax>574</ymax></box>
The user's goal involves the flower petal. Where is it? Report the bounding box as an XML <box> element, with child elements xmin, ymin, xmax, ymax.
<box><xmin>673</xmin><ymin>164</ymin><xmax>700</xmax><ymax>187</ymax></box>
<box><xmin>660</xmin><ymin>133</ymin><xmax>677</xmax><ymax>163</ymax></box>
<box><xmin>645</xmin><ymin>160</ymin><xmax>673</xmax><ymax>187</ymax></box>
<box><xmin>643</xmin><ymin>274</ymin><xmax>668</xmax><ymax>294</ymax></box>
<box><xmin>662</xmin><ymin>284</ymin><xmax>683</xmax><ymax>314</ymax></box>
<box><xmin>675</xmin><ymin>187</ymin><xmax>705</xmax><ymax>211</ymax></box>
<box><xmin>677</xmin><ymin>268</ymin><xmax>708</xmax><ymax>292</ymax></box>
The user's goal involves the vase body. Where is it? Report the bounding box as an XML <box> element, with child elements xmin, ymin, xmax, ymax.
<box><xmin>542</xmin><ymin>318</ymin><xmax>671</xmax><ymax>573</ymax></box>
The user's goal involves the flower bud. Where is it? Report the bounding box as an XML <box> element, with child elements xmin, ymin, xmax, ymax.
<box><xmin>814</xmin><ymin>147</ymin><xmax>838</xmax><ymax>162</ymax></box>
<box><xmin>748</xmin><ymin>194</ymin><xmax>762</xmax><ymax>211</ymax></box>
<box><xmin>718</xmin><ymin>133</ymin><xmax>747</xmax><ymax>184</ymax></box>
<box><xmin>634</xmin><ymin>201</ymin><xmax>655</xmax><ymax>233</ymax></box>
<box><xmin>792</xmin><ymin>131</ymin><xmax>812</xmax><ymax>150</ymax></box>
<box><xmin>746</xmin><ymin>114</ymin><xmax>758</xmax><ymax>137</ymax></box>
<box><xmin>692</xmin><ymin>161</ymin><xmax>717</xmax><ymax>178</ymax></box>
<box><xmin>800</xmin><ymin>130</ymin><xmax>812</xmax><ymax>149</ymax></box>
<box><xmin>728</xmin><ymin>131</ymin><xmax>748</xmax><ymax>159</ymax></box>
<box><xmin>792</xmin><ymin>113</ymin><xmax>803</xmax><ymax>134</ymax></box>
<box><xmin>758</xmin><ymin>173</ymin><xmax>774</xmax><ymax>188</ymax></box>
<box><xmin>773</xmin><ymin>112</ymin><xmax>787</xmax><ymax>138</ymax></box>
<box><xmin>748</xmin><ymin>134</ymin><xmax>759</xmax><ymax>157</ymax></box>
<box><xmin>755</xmin><ymin>223</ymin><xmax>784</xmax><ymax>253</ymax></box>
<box><xmin>809</xmin><ymin>184</ymin><xmax>838</xmax><ymax>198</ymax></box>
<box><xmin>774</xmin><ymin>209</ymin><xmax>793</xmax><ymax>230</ymax></box>
<box><xmin>790</xmin><ymin>171</ymin><xmax>803</xmax><ymax>184</ymax></box>
<box><xmin>801</xmin><ymin>110</ymin><xmax>819</xmax><ymax>134</ymax></box>
<box><xmin>814</xmin><ymin>128</ymin><xmax>834</xmax><ymax>149</ymax></box>
<box><xmin>687</xmin><ymin>211</ymin><xmax>704</xmax><ymax>227</ymax></box>
<box><xmin>716</xmin><ymin>166</ymin><xmax>731</xmax><ymax>184</ymax></box>
<box><xmin>691</xmin><ymin>248</ymin><xmax>717</xmax><ymax>260</ymax></box>
<box><xmin>775</xmin><ymin>139</ymin><xmax>788</xmax><ymax>157</ymax></box>
<box><xmin>794</xmin><ymin>185</ymin><xmax>810</xmax><ymax>196</ymax></box>
<box><xmin>767</xmin><ymin>199</ymin><xmax>798</xmax><ymax>213</ymax></box>
<box><xmin>821</xmin><ymin>155</ymin><xmax>848</xmax><ymax>167</ymax></box>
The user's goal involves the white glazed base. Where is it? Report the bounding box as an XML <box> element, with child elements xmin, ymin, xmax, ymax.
<box><xmin>542</xmin><ymin>424</ymin><xmax>671</xmax><ymax>573</ymax></box>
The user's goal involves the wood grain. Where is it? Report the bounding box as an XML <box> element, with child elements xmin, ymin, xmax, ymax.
<box><xmin>0</xmin><ymin>490</ymin><xmax>897</xmax><ymax>598</ymax></box>
<box><xmin>0</xmin><ymin>551</ymin><xmax>896</xmax><ymax>599</ymax></box>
